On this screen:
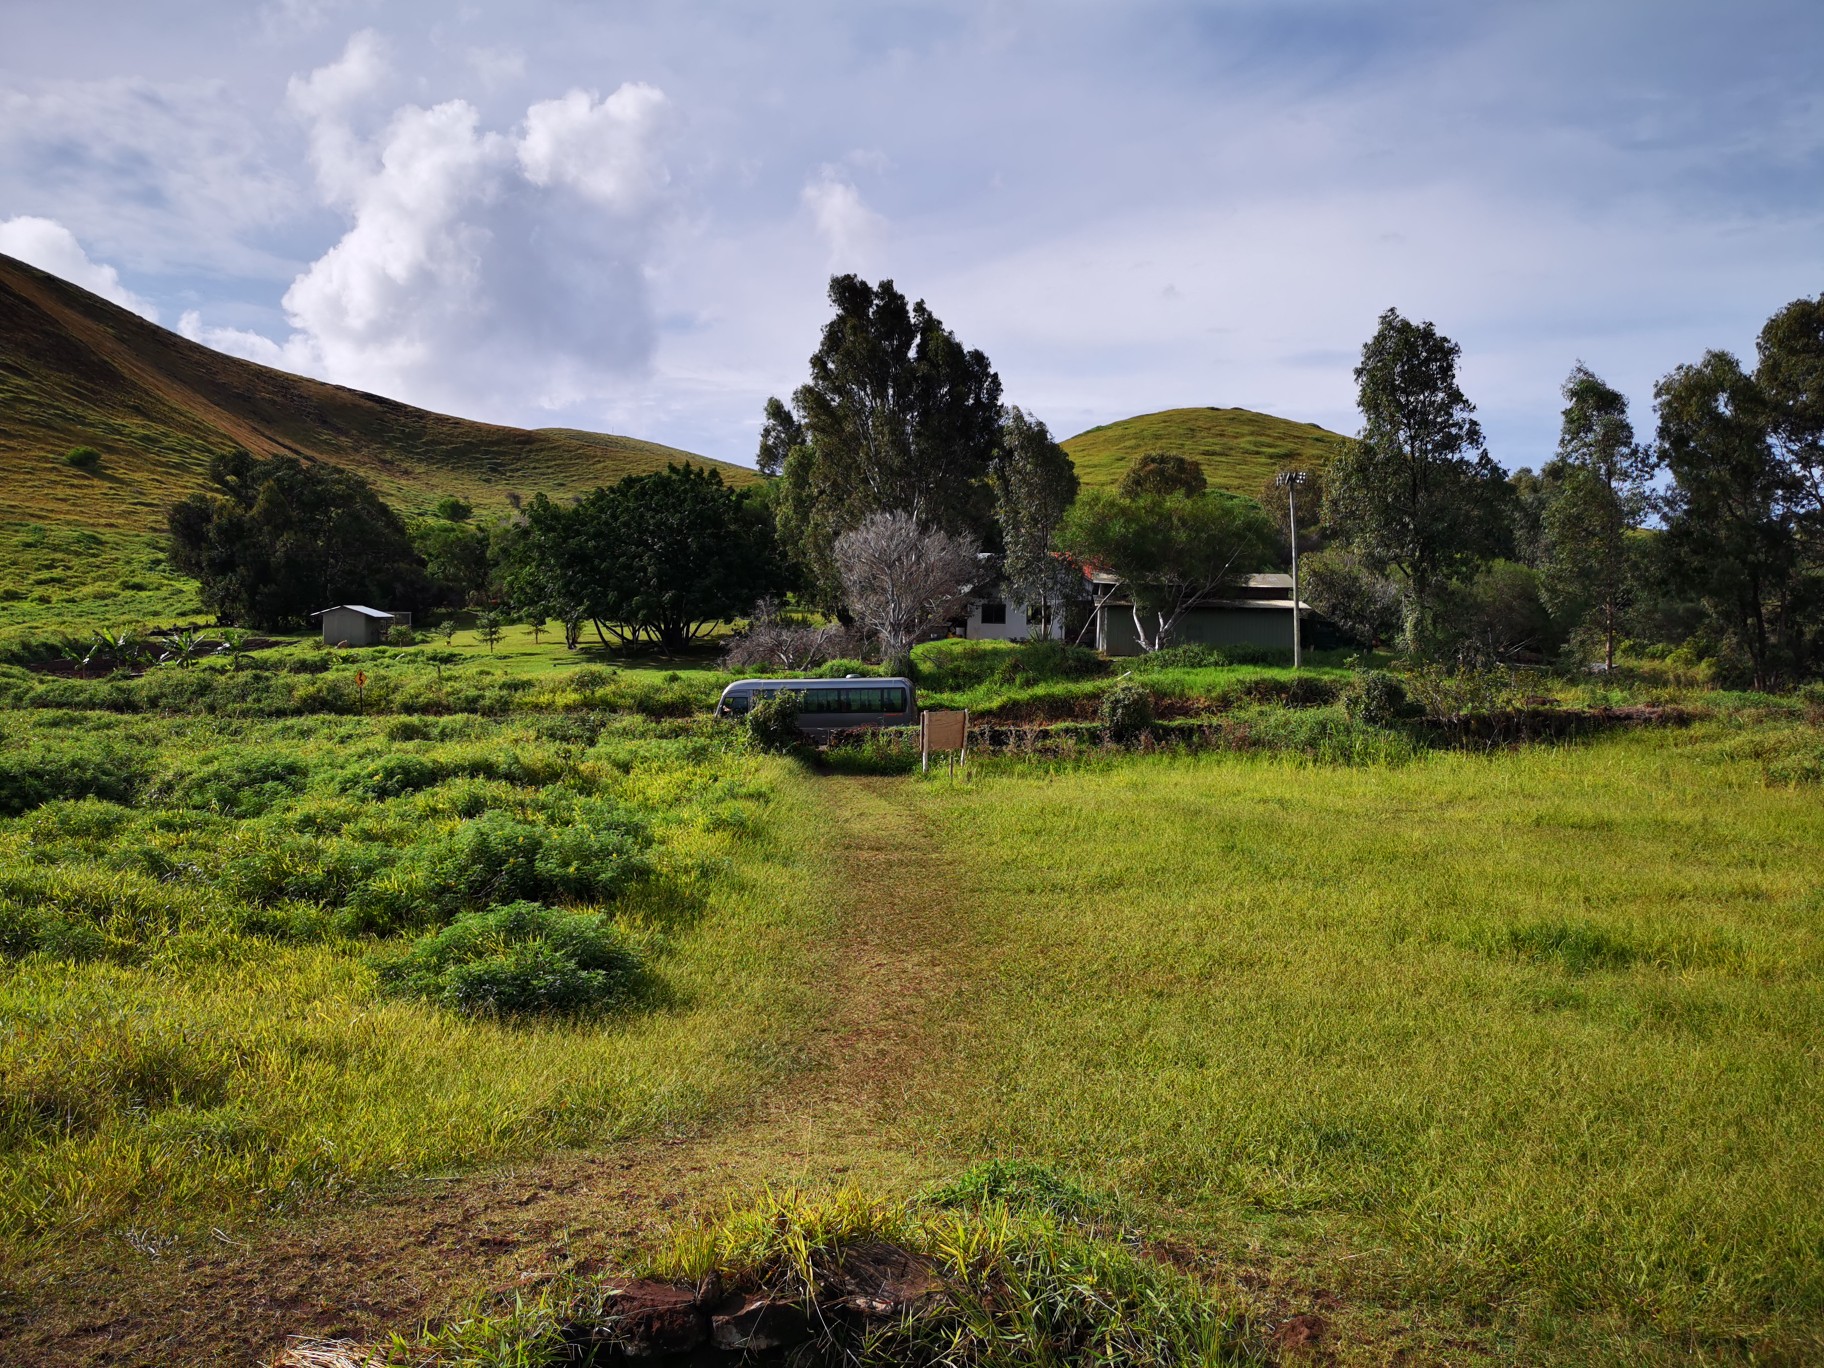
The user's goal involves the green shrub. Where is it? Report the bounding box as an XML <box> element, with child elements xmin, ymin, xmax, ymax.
<box><xmin>169</xmin><ymin>752</ymin><xmax>309</xmax><ymax>817</ymax></box>
<box><xmin>1099</xmin><ymin>680</ymin><xmax>1154</xmax><ymax>744</ymax></box>
<box><xmin>342</xmin><ymin>809</ymin><xmax>651</xmax><ymax>933</ymax></box>
<box><xmin>0</xmin><ymin>742</ymin><xmax>150</xmax><ymax>816</ymax></box>
<box><xmin>1341</xmin><ymin>670</ymin><xmax>1409</xmax><ymax>727</ymax></box>
<box><xmin>744</xmin><ymin>690</ymin><xmax>803</xmax><ymax>753</ymax></box>
<box><xmin>62</xmin><ymin>446</ymin><xmax>102</xmax><ymax>472</ymax></box>
<box><xmin>372</xmin><ymin>901</ymin><xmax>644</xmax><ymax>1017</ymax></box>
<box><xmin>386</xmin><ymin>624</ymin><xmax>416</xmax><ymax>647</ymax></box>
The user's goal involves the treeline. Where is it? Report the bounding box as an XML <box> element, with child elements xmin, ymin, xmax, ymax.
<box><xmin>165</xmin><ymin>276</ymin><xmax>1824</xmax><ymax>688</ymax></box>
<box><xmin>1304</xmin><ymin>297</ymin><xmax>1824</xmax><ymax>688</ymax></box>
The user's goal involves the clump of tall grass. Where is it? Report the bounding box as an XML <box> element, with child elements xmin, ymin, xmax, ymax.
<box><xmin>371</xmin><ymin>900</ymin><xmax>645</xmax><ymax>1017</ymax></box>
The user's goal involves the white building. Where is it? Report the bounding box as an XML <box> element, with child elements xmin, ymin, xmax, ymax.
<box><xmin>961</xmin><ymin>594</ymin><xmax>1065</xmax><ymax>642</ymax></box>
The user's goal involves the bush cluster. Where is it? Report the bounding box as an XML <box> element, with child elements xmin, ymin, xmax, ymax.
<box><xmin>1342</xmin><ymin>669</ymin><xmax>1410</xmax><ymax>727</ymax></box>
<box><xmin>372</xmin><ymin>900</ymin><xmax>644</xmax><ymax>1017</ymax></box>
<box><xmin>1099</xmin><ymin>680</ymin><xmax>1155</xmax><ymax>743</ymax></box>
<box><xmin>743</xmin><ymin>690</ymin><xmax>803</xmax><ymax>753</ymax></box>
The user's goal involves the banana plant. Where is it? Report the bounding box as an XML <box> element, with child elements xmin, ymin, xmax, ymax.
<box><xmin>212</xmin><ymin>628</ymin><xmax>252</xmax><ymax>671</ymax></box>
<box><xmin>83</xmin><ymin>627</ymin><xmax>144</xmax><ymax>675</ymax></box>
<box><xmin>158</xmin><ymin>629</ymin><xmax>208</xmax><ymax>668</ymax></box>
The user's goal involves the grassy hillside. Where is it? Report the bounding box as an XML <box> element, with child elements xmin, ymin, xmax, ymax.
<box><xmin>1062</xmin><ymin>405</ymin><xmax>1350</xmax><ymax>494</ymax></box>
<box><xmin>0</xmin><ymin>252</ymin><xmax>750</xmax><ymax>538</ymax></box>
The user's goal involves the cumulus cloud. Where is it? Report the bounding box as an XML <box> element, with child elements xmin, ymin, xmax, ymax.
<box><xmin>802</xmin><ymin>166</ymin><xmax>884</xmax><ymax>268</ymax></box>
<box><xmin>0</xmin><ymin>216</ymin><xmax>158</xmax><ymax>320</ymax></box>
<box><xmin>518</xmin><ymin>84</ymin><xmax>672</xmax><ymax>211</ymax></box>
<box><xmin>179</xmin><ymin>34</ymin><xmax>679</xmax><ymax>418</ymax></box>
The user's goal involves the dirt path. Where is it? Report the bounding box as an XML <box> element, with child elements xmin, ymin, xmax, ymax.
<box><xmin>2</xmin><ymin>777</ymin><xmax>972</xmax><ymax>1368</ymax></box>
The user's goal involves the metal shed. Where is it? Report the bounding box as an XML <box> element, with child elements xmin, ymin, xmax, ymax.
<box><xmin>310</xmin><ymin>604</ymin><xmax>397</xmax><ymax>647</ymax></box>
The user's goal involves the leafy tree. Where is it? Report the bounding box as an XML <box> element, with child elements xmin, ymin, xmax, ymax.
<box><xmin>1119</xmin><ymin>452</ymin><xmax>1206</xmax><ymax>499</ymax></box>
<box><xmin>1056</xmin><ymin>489</ymin><xmax>1278</xmax><ymax>652</ymax></box>
<box><xmin>771</xmin><ymin>275</ymin><xmax>1004</xmax><ymax>604</ymax></box>
<box><xmin>474</xmin><ymin>610</ymin><xmax>505</xmax><ymax>654</ymax></box>
<box><xmin>515</xmin><ymin>464</ymin><xmax>787</xmax><ymax>653</ymax></box>
<box><xmin>168</xmin><ymin>451</ymin><xmax>426</xmax><ymax>630</ymax></box>
<box><xmin>991</xmin><ymin>406</ymin><xmax>1080</xmax><ymax>633</ymax></box>
<box><xmin>1300</xmin><ymin>547</ymin><xmax>1402</xmax><ymax>647</ymax></box>
<box><xmin>412</xmin><ymin>518</ymin><xmax>492</xmax><ymax>607</ymax></box>
<box><xmin>1655</xmin><ymin>350</ymin><xmax>1811</xmax><ymax>688</ymax></box>
<box><xmin>1432</xmin><ymin>560</ymin><xmax>1564</xmax><ymax>665</ymax></box>
<box><xmin>1538</xmin><ymin>364</ymin><xmax>1655</xmax><ymax>668</ymax></box>
<box><xmin>433</xmin><ymin>495</ymin><xmax>473</xmax><ymax>522</ymax></box>
<box><xmin>756</xmin><ymin>397</ymin><xmax>805</xmax><ymax>478</ymax></box>
<box><xmin>1756</xmin><ymin>293</ymin><xmax>1824</xmax><ymax>516</ymax></box>
<box><xmin>1323</xmin><ymin>308</ymin><xmax>1513</xmax><ymax>650</ymax></box>
<box><xmin>833</xmin><ymin>511</ymin><xmax>980</xmax><ymax>675</ymax></box>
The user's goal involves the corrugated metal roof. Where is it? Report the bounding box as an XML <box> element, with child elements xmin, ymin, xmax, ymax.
<box><xmin>309</xmin><ymin>605</ymin><xmax>394</xmax><ymax>618</ymax></box>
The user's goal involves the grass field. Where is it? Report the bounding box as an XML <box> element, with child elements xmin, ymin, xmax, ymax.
<box><xmin>2</xmin><ymin>632</ymin><xmax>1822</xmax><ymax>1364</ymax></box>
<box><xmin>1061</xmin><ymin>406</ymin><xmax>1351</xmax><ymax>493</ymax></box>
<box><xmin>901</xmin><ymin>733</ymin><xmax>1824</xmax><ymax>1360</ymax></box>
<box><xmin>0</xmin><ymin>708</ymin><xmax>831</xmax><ymax>1278</ymax></box>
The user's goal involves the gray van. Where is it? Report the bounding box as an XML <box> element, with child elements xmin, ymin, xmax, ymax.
<box><xmin>714</xmin><ymin>677</ymin><xmax>917</xmax><ymax>731</ymax></box>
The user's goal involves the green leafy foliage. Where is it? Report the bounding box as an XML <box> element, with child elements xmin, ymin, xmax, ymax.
<box><xmin>773</xmin><ymin>274</ymin><xmax>1004</xmax><ymax>606</ymax></box>
<box><xmin>62</xmin><ymin>446</ymin><xmax>101</xmax><ymax>471</ymax></box>
<box><xmin>1057</xmin><ymin>487</ymin><xmax>1279</xmax><ymax>652</ymax></box>
<box><xmin>372</xmin><ymin>901</ymin><xmax>644</xmax><ymax>1018</ymax></box>
<box><xmin>1341</xmin><ymin>669</ymin><xmax>1409</xmax><ymax>727</ymax></box>
<box><xmin>511</xmin><ymin>464</ymin><xmax>786</xmax><ymax>652</ymax></box>
<box><xmin>743</xmin><ymin>689</ymin><xmax>803</xmax><ymax>753</ymax></box>
<box><xmin>1323</xmin><ymin>308</ymin><xmax>1515</xmax><ymax>647</ymax></box>
<box><xmin>167</xmin><ymin>450</ymin><xmax>429</xmax><ymax>629</ymax></box>
<box><xmin>1099</xmin><ymin>679</ymin><xmax>1154</xmax><ymax>743</ymax></box>
<box><xmin>1118</xmin><ymin>451</ymin><xmax>1207</xmax><ymax>498</ymax></box>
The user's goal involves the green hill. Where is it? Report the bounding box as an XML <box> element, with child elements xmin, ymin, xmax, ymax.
<box><xmin>1061</xmin><ymin>406</ymin><xmax>1350</xmax><ymax>496</ymax></box>
<box><xmin>0</xmin><ymin>251</ymin><xmax>750</xmax><ymax>538</ymax></box>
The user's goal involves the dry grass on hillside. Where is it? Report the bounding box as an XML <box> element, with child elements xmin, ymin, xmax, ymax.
<box><xmin>0</xmin><ymin>253</ymin><xmax>751</xmax><ymax>535</ymax></box>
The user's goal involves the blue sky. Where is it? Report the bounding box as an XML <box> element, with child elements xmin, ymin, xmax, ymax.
<box><xmin>1</xmin><ymin>1</ymin><xmax>1819</xmax><ymax>469</ymax></box>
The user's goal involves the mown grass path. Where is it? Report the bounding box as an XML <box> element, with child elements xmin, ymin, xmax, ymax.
<box><xmin>4</xmin><ymin>776</ymin><xmax>978</xmax><ymax>1367</ymax></box>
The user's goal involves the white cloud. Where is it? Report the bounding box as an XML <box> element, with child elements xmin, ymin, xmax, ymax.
<box><xmin>802</xmin><ymin>167</ymin><xmax>884</xmax><ymax>269</ymax></box>
<box><xmin>518</xmin><ymin>84</ymin><xmax>672</xmax><ymax>212</ymax></box>
<box><xmin>0</xmin><ymin>78</ymin><xmax>295</xmax><ymax>277</ymax></box>
<box><xmin>179</xmin><ymin>309</ymin><xmax>289</xmax><ymax>366</ymax></box>
<box><xmin>0</xmin><ymin>216</ymin><xmax>158</xmax><ymax>321</ymax></box>
<box><xmin>177</xmin><ymin>40</ymin><xmax>681</xmax><ymax>417</ymax></box>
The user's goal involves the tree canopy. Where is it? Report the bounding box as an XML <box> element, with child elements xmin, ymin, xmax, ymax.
<box><xmin>168</xmin><ymin>451</ymin><xmax>426</xmax><ymax>629</ymax></box>
<box><xmin>770</xmin><ymin>275</ymin><xmax>1004</xmax><ymax>604</ymax></box>
<box><xmin>509</xmin><ymin>464</ymin><xmax>786</xmax><ymax>653</ymax></box>
<box><xmin>1057</xmin><ymin>488</ymin><xmax>1278</xmax><ymax>652</ymax></box>
<box><xmin>1118</xmin><ymin>452</ymin><xmax>1206</xmax><ymax>499</ymax></box>
<box><xmin>1655</xmin><ymin>339</ymin><xmax>1819</xmax><ymax>689</ymax></box>
<box><xmin>1538</xmin><ymin>363</ymin><xmax>1654</xmax><ymax>668</ymax></box>
<box><xmin>1323</xmin><ymin>309</ymin><xmax>1513</xmax><ymax>650</ymax></box>
<box><xmin>990</xmin><ymin>406</ymin><xmax>1079</xmax><ymax>620</ymax></box>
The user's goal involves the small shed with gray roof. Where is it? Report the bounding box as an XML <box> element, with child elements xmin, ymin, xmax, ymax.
<box><xmin>310</xmin><ymin>604</ymin><xmax>402</xmax><ymax>647</ymax></box>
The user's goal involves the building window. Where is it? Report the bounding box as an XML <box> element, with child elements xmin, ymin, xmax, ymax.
<box><xmin>980</xmin><ymin>601</ymin><xmax>1007</xmax><ymax>625</ymax></box>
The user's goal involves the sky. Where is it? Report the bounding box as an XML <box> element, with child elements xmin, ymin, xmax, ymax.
<box><xmin>1</xmin><ymin>0</ymin><xmax>1819</xmax><ymax>471</ymax></box>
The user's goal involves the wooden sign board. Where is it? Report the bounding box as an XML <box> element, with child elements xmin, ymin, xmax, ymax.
<box><xmin>920</xmin><ymin>709</ymin><xmax>969</xmax><ymax>774</ymax></box>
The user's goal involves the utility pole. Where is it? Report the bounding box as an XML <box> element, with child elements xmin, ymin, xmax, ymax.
<box><xmin>1275</xmin><ymin>471</ymin><xmax>1306</xmax><ymax>670</ymax></box>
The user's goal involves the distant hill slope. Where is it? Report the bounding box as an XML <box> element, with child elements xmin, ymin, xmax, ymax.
<box><xmin>0</xmin><ymin>252</ymin><xmax>750</xmax><ymax>535</ymax></box>
<box><xmin>1061</xmin><ymin>406</ymin><xmax>1350</xmax><ymax>496</ymax></box>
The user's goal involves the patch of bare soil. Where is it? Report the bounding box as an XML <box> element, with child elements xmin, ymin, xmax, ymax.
<box><xmin>0</xmin><ymin>778</ymin><xmax>966</xmax><ymax>1367</ymax></box>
